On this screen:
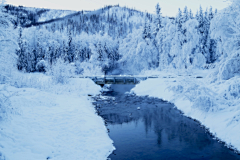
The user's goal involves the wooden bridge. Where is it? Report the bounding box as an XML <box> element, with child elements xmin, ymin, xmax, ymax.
<box><xmin>79</xmin><ymin>75</ymin><xmax>158</xmax><ymax>85</ymax></box>
<box><xmin>78</xmin><ymin>74</ymin><xmax>203</xmax><ymax>85</ymax></box>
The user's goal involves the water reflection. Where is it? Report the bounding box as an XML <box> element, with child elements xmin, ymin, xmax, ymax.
<box><xmin>94</xmin><ymin>85</ymin><xmax>240</xmax><ymax>160</ymax></box>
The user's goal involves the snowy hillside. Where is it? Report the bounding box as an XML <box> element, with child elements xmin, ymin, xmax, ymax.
<box><xmin>4</xmin><ymin>5</ymin><xmax>79</xmax><ymax>26</ymax></box>
<box><xmin>37</xmin><ymin>9</ymin><xmax>77</xmax><ymax>22</ymax></box>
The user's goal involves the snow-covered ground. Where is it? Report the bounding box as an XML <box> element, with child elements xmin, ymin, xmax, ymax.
<box><xmin>0</xmin><ymin>77</ymin><xmax>114</xmax><ymax>160</ymax></box>
<box><xmin>132</xmin><ymin>70</ymin><xmax>240</xmax><ymax>153</ymax></box>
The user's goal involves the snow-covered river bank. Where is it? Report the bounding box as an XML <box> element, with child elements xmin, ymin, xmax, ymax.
<box><xmin>0</xmin><ymin>78</ymin><xmax>114</xmax><ymax>160</ymax></box>
<box><xmin>132</xmin><ymin>73</ymin><xmax>240</xmax><ymax>154</ymax></box>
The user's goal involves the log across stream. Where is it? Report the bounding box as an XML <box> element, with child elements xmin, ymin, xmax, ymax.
<box><xmin>92</xmin><ymin>85</ymin><xmax>240</xmax><ymax>160</ymax></box>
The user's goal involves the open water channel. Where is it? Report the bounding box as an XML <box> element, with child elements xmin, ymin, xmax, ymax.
<box><xmin>92</xmin><ymin>85</ymin><xmax>240</xmax><ymax>160</ymax></box>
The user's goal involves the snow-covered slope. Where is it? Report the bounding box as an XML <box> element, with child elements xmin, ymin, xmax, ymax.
<box><xmin>0</xmin><ymin>77</ymin><xmax>114</xmax><ymax>160</ymax></box>
<box><xmin>38</xmin><ymin>9</ymin><xmax>77</xmax><ymax>22</ymax></box>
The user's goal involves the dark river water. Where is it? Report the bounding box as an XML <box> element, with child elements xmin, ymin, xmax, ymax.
<box><xmin>93</xmin><ymin>85</ymin><xmax>240</xmax><ymax>160</ymax></box>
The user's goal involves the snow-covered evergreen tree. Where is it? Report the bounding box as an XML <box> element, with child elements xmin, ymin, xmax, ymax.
<box><xmin>195</xmin><ymin>6</ymin><xmax>208</xmax><ymax>64</ymax></box>
<box><xmin>67</xmin><ymin>29</ymin><xmax>74</xmax><ymax>62</ymax></box>
<box><xmin>183</xmin><ymin>6</ymin><xmax>189</xmax><ymax>23</ymax></box>
<box><xmin>36</xmin><ymin>31</ymin><xmax>43</xmax><ymax>62</ymax></box>
<box><xmin>97</xmin><ymin>41</ymin><xmax>104</xmax><ymax>62</ymax></box>
<box><xmin>153</xmin><ymin>3</ymin><xmax>162</xmax><ymax>37</ymax></box>
<box><xmin>189</xmin><ymin>9</ymin><xmax>193</xmax><ymax>19</ymax></box>
<box><xmin>176</xmin><ymin>8</ymin><xmax>183</xmax><ymax>32</ymax></box>
<box><xmin>208</xmin><ymin>6</ymin><xmax>214</xmax><ymax>21</ymax></box>
<box><xmin>195</xmin><ymin>10</ymin><xmax>199</xmax><ymax>21</ymax></box>
<box><xmin>147</xmin><ymin>22</ymin><xmax>152</xmax><ymax>39</ymax></box>
<box><xmin>17</xmin><ymin>26</ymin><xmax>27</xmax><ymax>71</ymax></box>
<box><xmin>142</xmin><ymin>18</ymin><xmax>148</xmax><ymax>39</ymax></box>
<box><xmin>198</xmin><ymin>6</ymin><xmax>204</xmax><ymax>33</ymax></box>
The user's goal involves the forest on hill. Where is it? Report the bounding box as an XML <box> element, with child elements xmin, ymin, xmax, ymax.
<box><xmin>3</xmin><ymin>3</ymin><xmax>221</xmax><ymax>76</ymax></box>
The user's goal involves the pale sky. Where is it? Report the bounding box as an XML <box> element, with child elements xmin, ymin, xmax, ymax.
<box><xmin>6</xmin><ymin>0</ymin><xmax>230</xmax><ymax>17</ymax></box>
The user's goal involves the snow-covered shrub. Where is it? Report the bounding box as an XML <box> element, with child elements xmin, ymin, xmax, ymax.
<box><xmin>206</xmin><ymin>69</ymin><xmax>219</xmax><ymax>83</ymax></box>
<box><xmin>218</xmin><ymin>52</ymin><xmax>240</xmax><ymax>80</ymax></box>
<box><xmin>192</xmin><ymin>52</ymin><xmax>206</xmax><ymax>69</ymax></box>
<box><xmin>228</xmin><ymin>112</ymin><xmax>240</xmax><ymax>126</ymax></box>
<box><xmin>0</xmin><ymin>92</ymin><xmax>9</xmax><ymax>120</ymax></box>
<box><xmin>171</xmin><ymin>78</ymin><xmax>218</xmax><ymax>112</ymax></box>
<box><xmin>48</xmin><ymin>58</ymin><xmax>75</xmax><ymax>84</ymax></box>
<box><xmin>0</xmin><ymin>85</ymin><xmax>17</xmax><ymax>121</ymax></box>
<box><xmin>192</xmin><ymin>95</ymin><xmax>215</xmax><ymax>112</ymax></box>
<box><xmin>228</xmin><ymin>82</ymin><xmax>240</xmax><ymax>99</ymax></box>
<box><xmin>36</xmin><ymin>60</ymin><xmax>48</xmax><ymax>72</ymax></box>
<box><xmin>182</xmin><ymin>83</ymin><xmax>201</xmax><ymax>100</ymax></box>
<box><xmin>11</xmin><ymin>72</ymin><xmax>52</xmax><ymax>89</ymax></box>
<box><xmin>221</xmin><ymin>78</ymin><xmax>240</xmax><ymax>101</ymax></box>
<box><xmin>77</xmin><ymin>62</ymin><xmax>104</xmax><ymax>76</ymax></box>
<box><xmin>75</xmin><ymin>61</ymin><xmax>84</xmax><ymax>75</ymax></box>
<box><xmin>204</xmin><ymin>63</ymin><xmax>216</xmax><ymax>69</ymax></box>
<box><xmin>170</xmin><ymin>85</ymin><xmax>184</xmax><ymax>94</ymax></box>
